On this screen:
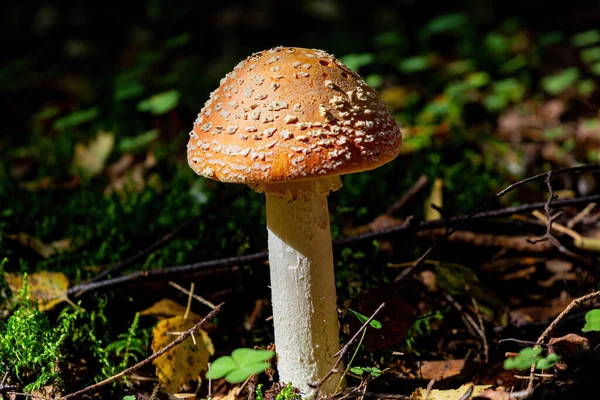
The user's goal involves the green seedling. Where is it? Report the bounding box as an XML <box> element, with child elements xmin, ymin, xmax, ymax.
<box><xmin>206</xmin><ymin>348</ymin><xmax>274</xmax><ymax>383</ymax></box>
<box><xmin>503</xmin><ymin>347</ymin><xmax>560</xmax><ymax>371</ymax></box>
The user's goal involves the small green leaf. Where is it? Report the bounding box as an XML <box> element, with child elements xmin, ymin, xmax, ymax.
<box><xmin>398</xmin><ymin>56</ymin><xmax>431</xmax><ymax>73</ymax></box>
<box><xmin>582</xmin><ymin>309</ymin><xmax>600</xmax><ymax>332</ymax></box>
<box><xmin>350</xmin><ymin>366</ymin><xmax>364</xmax><ymax>375</ymax></box>
<box><xmin>231</xmin><ymin>348</ymin><xmax>274</xmax><ymax>365</ymax></box>
<box><xmin>364</xmin><ymin>367</ymin><xmax>382</xmax><ymax>377</ymax></box>
<box><xmin>590</xmin><ymin>62</ymin><xmax>600</xmax><ymax>76</ymax></box>
<box><xmin>137</xmin><ymin>90</ymin><xmax>180</xmax><ymax>115</ymax></box>
<box><xmin>349</xmin><ymin>309</ymin><xmax>382</xmax><ymax>329</ymax></box>
<box><xmin>535</xmin><ymin>353</ymin><xmax>561</xmax><ymax>370</ymax></box>
<box><xmin>118</xmin><ymin>129</ymin><xmax>160</xmax><ymax>153</ymax></box>
<box><xmin>122</xmin><ymin>396</ymin><xmax>136</xmax><ymax>400</ymax></box>
<box><xmin>424</xmin><ymin>13</ymin><xmax>468</xmax><ymax>36</ymax></box>
<box><xmin>541</xmin><ymin>68</ymin><xmax>580</xmax><ymax>95</ymax></box>
<box><xmin>53</xmin><ymin>108</ymin><xmax>99</xmax><ymax>130</ymax></box>
<box><xmin>581</xmin><ymin>47</ymin><xmax>600</xmax><ymax>64</ymax></box>
<box><xmin>225</xmin><ymin>362</ymin><xmax>270</xmax><ymax>383</ymax></box>
<box><xmin>365</xmin><ymin>74</ymin><xmax>383</xmax><ymax>88</ymax></box>
<box><xmin>114</xmin><ymin>81</ymin><xmax>145</xmax><ymax>101</ymax></box>
<box><xmin>572</xmin><ymin>30</ymin><xmax>600</xmax><ymax>47</ymax></box>
<box><xmin>503</xmin><ymin>347</ymin><xmax>542</xmax><ymax>370</ymax></box>
<box><xmin>339</xmin><ymin>53</ymin><xmax>374</xmax><ymax>72</ymax></box>
<box><xmin>206</xmin><ymin>356</ymin><xmax>237</xmax><ymax>379</ymax></box>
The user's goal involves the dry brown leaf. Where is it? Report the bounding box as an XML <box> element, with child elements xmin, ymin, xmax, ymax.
<box><xmin>151</xmin><ymin>315</ymin><xmax>214</xmax><ymax>393</ymax></box>
<box><xmin>418</xmin><ymin>358</ymin><xmax>466</xmax><ymax>380</ymax></box>
<box><xmin>4</xmin><ymin>271</ymin><xmax>69</xmax><ymax>311</ymax></box>
<box><xmin>5</xmin><ymin>232</ymin><xmax>74</xmax><ymax>259</ymax></box>
<box><xmin>410</xmin><ymin>384</ymin><xmax>492</xmax><ymax>399</ymax></box>
<box><xmin>104</xmin><ymin>151</ymin><xmax>158</xmax><ymax>196</ymax></box>
<box><xmin>549</xmin><ymin>333</ymin><xmax>590</xmax><ymax>355</ymax></box>
<box><xmin>72</xmin><ymin>131</ymin><xmax>115</xmax><ymax>178</ymax></box>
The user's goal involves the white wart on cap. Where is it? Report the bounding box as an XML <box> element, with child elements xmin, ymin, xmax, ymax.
<box><xmin>187</xmin><ymin>46</ymin><xmax>402</xmax><ymax>184</ymax></box>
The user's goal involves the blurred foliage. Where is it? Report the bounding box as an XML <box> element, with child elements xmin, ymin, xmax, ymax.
<box><xmin>1</xmin><ymin>0</ymin><xmax>600</xmax><ymax>395</ymax></box>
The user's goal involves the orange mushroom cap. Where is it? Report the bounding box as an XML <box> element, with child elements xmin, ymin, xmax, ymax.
<box><xmin>187</xmin><ymin>46</ymin><xmax>402</xmax><ymax>184</ymax></box>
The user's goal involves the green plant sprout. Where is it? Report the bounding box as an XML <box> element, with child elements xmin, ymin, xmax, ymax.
<box><xmin>503</xmin><ymin>347</ymin><xmax>560</xmax><ymax>371</ymax></box>
<box><xmin>337</xmin><ymin>309</ymin><xmax>383</xmax><ymax>387</ymax></box>
<box><xmin>205</xmin><ymin>348</ymin><xmax>274</xmax><ymax>383</ymax></box>
<box><xmin>504</xmin><ymin>308</ymin><xmax>600</xmax><ymax>371</ymax></box>
<box><xmin>582</xmin><ymin>309</ymin><xmax>600</xmax><ymax>332</ymax></box>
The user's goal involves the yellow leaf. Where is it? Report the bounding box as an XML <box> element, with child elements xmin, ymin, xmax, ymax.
<box><xmin>5</xmin><ymin>232</ymin><xmax>73</xmax><ymax>259</ymax></box>
<box><xmin>4</xmin><ymin>271</ymin><xmax>69</xmax><ymax>311</ymax></box>
<box><xmin>411</xmin><ymin>384</ymin><xmax>493</xmax><ymax>399</ymax></box>
<box><xmin>152</xmin><ymin>315</ymin><xmax>214</xmax><ymax>393</ymax></box>
<box><xmin>140</xmin><ymin>298</ymin><xmax>198</xmax><ymax>320</ymax></box>
<box><xmin>424</xmin><ymin>178</ymin><xmax>443</xmax><ymax>221</ymax></box>
<box><xmin>73</xmin><ymin>131</ymin><xmax>114</xmax><ymax>178</ymax></box>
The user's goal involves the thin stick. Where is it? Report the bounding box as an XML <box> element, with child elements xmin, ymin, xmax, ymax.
<box><xmin>60</xmin><ymin>303</ymin><xmax>223</xmax><ymax>400</ymax></box>
<box><xmin>310</xmin><ymin>302</ymin><xmax>386</xmax><ymax>394</ymax></box>
<box><xmin>64</xmin><ymin>193</ymin><xmax>600</xmax><ymax>299</ymax></box>
<box><xmin>525</xmin><ymin>291</ymin><xmax>600</xmax><ymax>394</ymax></box>
<box><xmin>393</xmin><ymin>165</ymin><xmax>600</xmax><ymax>286</ymax></box>
<box><xmin>386</xmin><ymin>175</ymin><xmax>429</xmax><ymax>215</ymax></box>
<box><xmin>169</xmin><ymin>281</ymin><xmax>216</xmax><ymax>310</ymax></box>
<box><xmin>87</xmin><ymin>188</ymin><xmax>246</xmax><ymax>284</ymax></box>
<box><xmin>183</xmin><ymin>282</ymin><xmax>194</xmax><ymax>320</ymax></box>
<box><xmin>567</xmin><ymin>202</ymin><xmax>596</xmax><ymax>228</ymax></box>
<box><xmin>471</xmin><ymin>298</ymin><xmax>489</xmax><ymax>363</ymax></box>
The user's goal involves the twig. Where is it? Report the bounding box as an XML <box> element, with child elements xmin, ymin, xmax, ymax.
<box><xmin>567</xmin><ymin>202</ymin><xmax>596</xmax><ymax>228</ymax></box>
<box><xmin>310</xmin><ymin>303</ymin><xmax>386</xmax><ymax>395</ymax></box>
<box><xmin>458</xmin><ymin>385</ymin><xmax>473</xmax><ymax>400</ymax></box>
<box><xmin>527</xmin><ymin>171</ymin><xmax>558</xmax><ymax>245</ymax></box>
<box><xmin>424</xmin><ymin>378</ymin><xmax>435</xmax><ymax>400</ymax></box>
<box><xmin>63</xmin><ymin>193</ymin><xmax>600</xmax><ymax>299</ymax></box>
<box><xmin>386</xmin><ymin>175</ymin><xmax>429</xmax><ymax>215</ymax></box>
<box><xmin>471</xmin><ymin>298</ymin><xmax>489</xmax><ymax>363</ymax></box>
<box><xmin>87</xmin><ymin>188</ymin><xmax>245</xmax><ymax>284</ymax></box>
<box><xmin>169</xmin><ymin>281</ymin><xmax>216</xmax><ymax>310</ymax></box>
<box><xmin>392</xmin><ymin>164</ymin><xmax>600</xmax><ymax>286</ymax></box>
<box><xmin>525</xmin><ymin>291</ymin><xmax>600</xmax><ymax>395</ymax></box>
<box><xmin>60</xmin><ymin>303</ymin><xmax>223</xmax><ymax>399</ymax></box>
<box><xmin>444</xmin><ymin>294</ymin><xmax>485</xmax><ymax>345</ymax></box>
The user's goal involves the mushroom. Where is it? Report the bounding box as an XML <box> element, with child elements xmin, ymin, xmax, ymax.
<box><xmin>187</xmin><ymin>46</ymin><xmax>402</xmax><ymax>394</ymax></box>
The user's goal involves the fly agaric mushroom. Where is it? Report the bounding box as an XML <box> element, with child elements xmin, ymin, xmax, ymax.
<box><xmin>187</xmin><ymin>46</ymin><xmax>401</xmax><ymax>394</ymax></box>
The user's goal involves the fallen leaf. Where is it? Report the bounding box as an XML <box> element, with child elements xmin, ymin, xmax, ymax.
<box><xmin>549</xmin><ymin>333</ymin><xmax>590</xmax><ymax>355</ymax></box>
<box><xmin>104</xmin><ymin>151</ymin><xmax>158</xmax><ymax>196</ymax></box>
<box><xmin>5</xmin><ymin>233</ymin><xmax>73</xmax><ymax>259</ymax></box>
<box><xmin>4</xmin><ymin>271</ymin><xmax>69</xmax><ymax>311</ymax></box>
<box><xmin>151</xmin><ymin>315</ymin><xmax>214</xmax><ymax>393</ymax></box>
<box><xmin>418</xmin><ymin>358</ymin><xmax>466</xmax><ymax>380</ymax></box>
<box><xmin>410</xmin><ymin>384</ymin><xmax>492</xmax><ymax>399</ymax></box>
<box><xmin>72</xmin><ymin>131</ymin><xmax>115</xmax><ymax>178</ymax></box>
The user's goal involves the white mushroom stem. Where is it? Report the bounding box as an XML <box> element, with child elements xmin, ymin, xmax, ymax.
<box><xmin>263</xmin><ymin>177</ymin><xmax>344</xmax><ymax>395</ymax></box>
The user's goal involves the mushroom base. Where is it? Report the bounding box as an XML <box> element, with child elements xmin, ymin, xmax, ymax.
<box><xmin>266</xmin><ymin>183</ymin><xmax>344</xmax><ymax>395</ymax></box>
